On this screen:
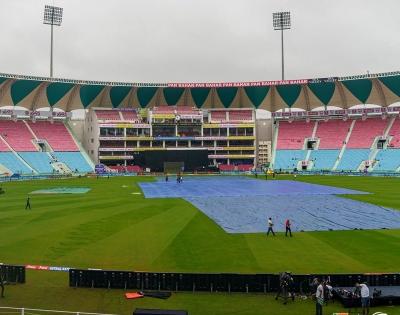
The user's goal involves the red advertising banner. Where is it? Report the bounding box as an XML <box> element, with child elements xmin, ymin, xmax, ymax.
<box><xmin>168</xmin><ymin>79</ymin><xmax>309</xmax><ymax>88</ymax></box>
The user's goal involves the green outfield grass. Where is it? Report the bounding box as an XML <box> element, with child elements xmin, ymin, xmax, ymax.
<box><xmin>0</xmin><ymin>175</ymin><xmax>399</xmax><ymax>314</ymax></box>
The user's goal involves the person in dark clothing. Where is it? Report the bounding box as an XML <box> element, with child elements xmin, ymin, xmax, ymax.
<box><xmin>267</xmin><ymin>217</ymin><xmax>275</xmax><ymax>236</ymax></box>
<box><xmin>275</xmin><ymin>272</ymin><xmax>295</xmax><ymax>304</ymax></box>
<box><xmin>165</xmin><ymin>174</ymin><xmax>169</xmax><ymax>182</ymax></box>
<box><xmin>0</xmin><ymin>269</ymin><xmax>5</xmax><ymax>297</ymax></box>
<box><xmin>285</xmin><ymin>219</ymin><xmax>292</xmax><ymax>237</ymax></box>
<box><xmin>25</xmin><ymin>196</ymin><xmax>31</xmax><ymax>210</ymax></box>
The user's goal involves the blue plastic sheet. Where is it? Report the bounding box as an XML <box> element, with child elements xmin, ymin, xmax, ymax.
<box><xmin>139</xmin><ymin>177</ymin><xmax>400</xmax><ymax>233</ymax></box>
<box><xmin>139</xmin><ymin>177</ymin><xmax>368</xmax><ymax>198</ymax></box>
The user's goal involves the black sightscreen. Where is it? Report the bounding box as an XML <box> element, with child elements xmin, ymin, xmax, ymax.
<box><xmin>133</xmin><ymin>150</ymin><xmax>208</xmax><ymax>172</ymax></box>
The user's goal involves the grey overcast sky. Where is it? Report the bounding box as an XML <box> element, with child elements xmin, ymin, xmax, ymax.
<box><xmin>0</xmin><ymin>0</ymin><xmax>400</xmax><ymax>83</ymax></box>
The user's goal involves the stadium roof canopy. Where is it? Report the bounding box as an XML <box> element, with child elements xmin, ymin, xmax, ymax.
<box><xmin>0</xmin><ymin>71</ymin><xmax>400</xmax><ymax>111</ymax></box>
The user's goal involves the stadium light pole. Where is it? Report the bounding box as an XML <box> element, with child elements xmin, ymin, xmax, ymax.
<box><xmin>273</xmin><ymin>11</ymin><xmax>291</xmax><ymax>81</ymax></box>
<box><xmin>43</xmin><ymin>5</ymin><xmax>63</xmax><ymax>78</ymax></box>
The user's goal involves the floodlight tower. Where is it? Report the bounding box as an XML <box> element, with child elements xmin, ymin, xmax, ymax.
<box><xmin>273</xmin><ymin>11</ymin><xmax>291</xmax><ymax>81</ymax></box>
<box><xmin>43</xmin><ymin>5</ymin><xmax>63</xmax><ymax>78</ymax></box>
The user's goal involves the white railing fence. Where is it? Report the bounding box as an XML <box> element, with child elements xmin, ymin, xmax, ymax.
<box><xmin>0</xmin><ymin>307</ymin><xmax>119</xmax><ymax>315</ymax></box>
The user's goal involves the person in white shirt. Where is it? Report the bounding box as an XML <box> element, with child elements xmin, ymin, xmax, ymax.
<box><xmin>315</xmin><ymin>279</ymin><xmax>324</xmax><ymax>315</ymax></box>
<box><xmin>355</xmin><ymin>282</ymin><xmax>370</xmax><ymax>315</ymax></box>
<box><xmin>267</xmin><ymin>217</ymin><xmax>275</xmax><ymax>236</ymax></box>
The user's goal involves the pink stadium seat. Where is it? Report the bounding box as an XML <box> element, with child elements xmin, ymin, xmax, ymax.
<box><xmin>126</xmin><ymin>165</ymin><xmax>142</xmax><ymax>173</ymax></box>
<box><xmin>346</xmin><ymin>118</ymin><xmax>388</xmax><ymax>149</ymax></box>
<box><xmin>176</xmin><ymin>107</ymin><xmax>199</xmax><ymax>115</ymax></box>
<box><xmin>277</xmin><ymin>120</ymin><xmax>315</xmax><ymax>150</ymax></box>
<box><xmin>237</xmin><ymin>164</ymin><xmax>253</xmax><ymax>171</ymax></box>
<box><xmin>218</xmin><ymin>164</ymin><xmax>235</xmax><ymax>171</ymax></box>
<box><xmin>229</xmin><ymin>110</ymin><xmax>253</xmax><ymax>122</ymax></box>
<box><xmin>0</xmin><ymin>137</ymin><xmax>10</xmax><ymax>151</ymax></box>
<box><xmin>121</xmin><ymin>111</ymin><xmax>139</xmax><ymax>121</ymax></box>
<box><xmin>211</xmin><ymin>111</ymin><xmax>228</xmax><ymax>122</ymax></box>
<box><xmin>388</xmin><ymin>118</ymin><xmax>400</xmax><ymax>148</ymax></box>
<box><xmin>153</xmin><ymin>106</ymin><xmax>175</xmax><ymax>114</ymax></box>
<box><xmin>28</xmin><ymin>121</ymin><xmax>78</xmax><ymax>152</ymax></box>
<box><xmin>0</xmin><ymin>120</ymin><xmax>37</xmax><ymax>151</ymax></box>
<box><xmin>95</xmin><ymin>110</ymin><xmax>121</xmax><ymax>121</ymax></box>
<box><xmin>316</xmin><ymin>120</ymin><xmax>352</xmax><ymax>149</ymax></box>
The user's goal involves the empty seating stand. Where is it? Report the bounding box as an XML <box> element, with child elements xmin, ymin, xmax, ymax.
<box><xmin>229</xmin><ymin>110</ymin><xmax>253</xmax><ymax>122</ymax></box>
<box><xmin>309</xmin><ymin>150</ymin><xmax>340</xmax><ymax>170</ymax></box>
<box><xmin>95</xmin><ymin>110</ymin><xmax>121</xmax><ymax>121</ymax></box>
<box><xmin>236</xmin><ymin>164</ymin><xmax>253</xmax><ymax>171</ymax></box>
<box><xmin>53</xmin><ymin>152</ymin><xmax>93</xmax><ymax>173</ymax></box>
<box><xmin>126</xmin><ymin>165</ymin><xmax>142</xmax><ymax>173</ymax></box>
<box><xmin>152</xmin><ymin>106</ymin><xmax>176</xmax><ymax>114</ymax></box>
<box><xmin>337</xmin><ymin>149</ymin><xmax>370</xmax><ymax>171</ymax></box>
<box><xmin>0</xmin><ymin>152</ymin><xmax>32</xmax><ymax>174</ymax></box>
<box><xmin>0</xmin><ymin>120</ymin><xmax>37</xmax><ymax>151</ymax></box>
<box><xmin>0</xmin><ymin>138</ymin><xmax>10</xmax><ymax>151</ymax></box>
<box><xmin>374</xmin><ymin>149</ymin><xmax>400</xmax><ymax>171</ymax></box>
<box><xmin>274</xmin><ymin>150</ymin><xmax>306</xmax><ymax>170</ymax></box>
<box><xmin>19</xmin><ymin>152</ymin><xmax>53</xmax><ymax>173</ymax></box>
<box><xmin>28</xmin><ymin>121</ymin><xmax>78</xmax><ymax>151</ymax></box>
<box><xmin>120</xmin><ymin>111</ymin><xmax>139</xmax><ymax>121</ymax></box>
<box><xmin>316</xmin><ymin>120</ymin><xmax>351</xmax><ymax>149</ymax></box>
<box><xmin>176</xmin><ymin>107</ymin><xmax>200</xmax><ymax>115</ymax></box>
<box><xmin>210</xmin><ymin>111</ymin><xmax>228</xmax><ymax>122</ymax></box>
<box><xmin>218</xmin><ymin>164</ymin><xmax>235</xmax><ymax>171</ymax></box>
<box><xmin>347</xmin><ymin>118</ymin><xmax>388</xmax><ymax>149</ymax></box>
<box><xmin>277</xmin><ymin>121</ymin><xmax>315</xmax><ymax>150</ymax></box>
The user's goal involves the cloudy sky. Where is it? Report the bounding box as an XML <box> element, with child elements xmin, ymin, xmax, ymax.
<box><xmin>0</xmin><ymin>0</ymin><xmax>400</xmax><ymax>83</ymax></box>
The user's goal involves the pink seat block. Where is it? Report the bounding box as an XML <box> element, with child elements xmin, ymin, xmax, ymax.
<box><xmin>346</xmin><ymin>118</ymin><xmax>388</xmax><ymax>149</ymax></box>
<box><xmin>28</xmin><ymin>121</ymin><xmax>78</xmax><ymax>152</ymax></box>
<box><xmin>277</xmin><ymin>121</ymin><xmax>315</xmax><ymax>150</ymax></box>
<box><xmin>211</xmin><ymin>111</ymin><xmax>228</xmax><ymax>122</ymax></box>
<box><xmin>0</xmin><ymin>120</ymin><xmax>37</xmax><ymax>151</ymax></box>
<box><xmin>229</xmin><ymin>110</ymin><xmax>253</xmax><ymax>122</ymax></box>
<box><xmin>121</xmin><ymin>111</ymin><xmax>139</xmax><ymax>121</ymax></box>
<box><xmin>95</xmin><ymin>110</ymin><xmax>121</xmax><ymax>121</ymax></box>
<box><xmin>316</xmin><ymin>120</ymin><xmax>352</xmax><ymax>149</ymax></box>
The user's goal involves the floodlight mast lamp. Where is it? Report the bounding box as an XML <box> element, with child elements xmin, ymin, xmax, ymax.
<box><xmin>273</xmin><ymin>11</ymin><xmax>291</xmax><ymax>81</ymax></box>
<box><xmin>43</xmin><ymin>5</ymin><xmax>63</xmax><ymax>78</ymax></box>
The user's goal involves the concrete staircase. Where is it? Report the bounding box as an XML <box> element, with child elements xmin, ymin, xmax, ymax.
<box><xmin>333</xmin><ymin>119</ymin><xmax>356</xmax><ymax>171</ymax></box>
<box><xmin>270</xmin><ymin>121</ymin><xmax>280</xmax><ymax>168</ymax></box>
<box><xmin>368</xmin><ymin>117</ymin><xmax>396</xmax><ymax>172</ymax></box>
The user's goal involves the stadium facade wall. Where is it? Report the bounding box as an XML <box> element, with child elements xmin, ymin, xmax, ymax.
<box><xmin>255</xmin><ymin>119</ymin><xmax>273</xmax><ymax>167</ymax></box>
<box><xmin>85</xmin><ymin>108</ymin><xmax>258</xmax><ymax>171</ymax></box>
<box><xmin>67</xmin><ymin>120</ymin><xmax>85</xmax><ymax>144</ymax></box>
<box><xmin>83</xmin><ymin>110</ymin><xmax>100</xmax><ymax>163</ymax></box>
